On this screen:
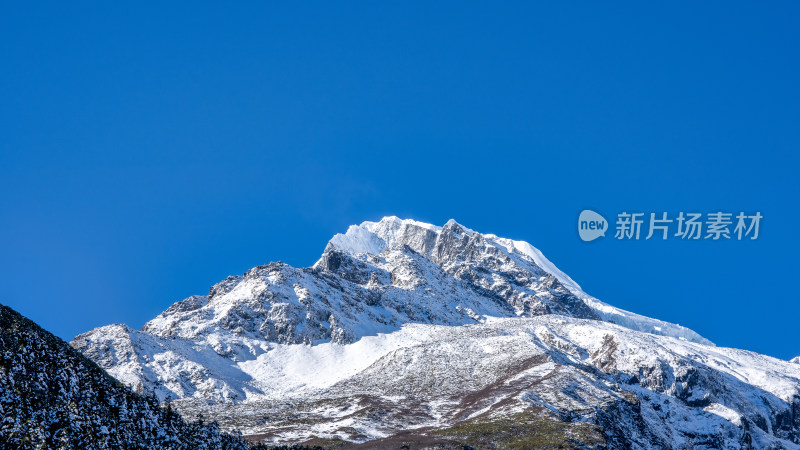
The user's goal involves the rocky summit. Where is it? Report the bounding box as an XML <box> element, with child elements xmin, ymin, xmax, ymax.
<box><xmin>71</xmin><ymin>217</ymin><xmax>800</xmax><ymax>448</ymax></box>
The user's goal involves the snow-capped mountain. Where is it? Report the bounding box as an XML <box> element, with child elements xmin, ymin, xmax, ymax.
<box><xmin>72</xmin><ymin>217</ymin><xmax>800</xmax><ymax>448</ymax></box>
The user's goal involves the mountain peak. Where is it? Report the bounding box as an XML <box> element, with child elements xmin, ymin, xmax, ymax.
<box><xmin>74</xmin><ymin>217</ymin><xmax>713</xmax><ymax>406</ymax></box>
<box><xmin>327</xmin><ymin>218</ymin><xmax>570</xmax><ymax>288</ymax></box>
<box><xmin>327</xmin><ymin>216</ymin><xmax>442</xmax><ymax>256</ymax></box>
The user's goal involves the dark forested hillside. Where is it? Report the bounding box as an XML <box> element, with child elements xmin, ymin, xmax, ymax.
<box><xmin>0</xmin><ymin>304</ymin><xmax>247</xmax><ymax>449</ymax></box>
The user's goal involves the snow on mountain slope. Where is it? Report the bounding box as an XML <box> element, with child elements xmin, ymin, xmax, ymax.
<box><xmin>73</xmin><ymin>322</ymin><xmax>255</xmax><ymax>403</ymax></box>
<box><xmin>70</xmin><ymin>217</ymin><xmax>800</xmax><ymax>448</ymax></box>
<box><xmin>170</xmin><ymin>317</ymin><xmax>800</xmax><ymax>448</ymax></box>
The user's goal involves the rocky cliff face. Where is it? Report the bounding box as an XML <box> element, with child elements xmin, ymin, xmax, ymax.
<box><xmin>0</xmin><ymin>304</ymin><xmax>247</xmax><ymax>449</ymax></box>
<box><xmin>71</xmin><ymin>217</ymin><xmax>799</xmax><ymax>448</ymax></box>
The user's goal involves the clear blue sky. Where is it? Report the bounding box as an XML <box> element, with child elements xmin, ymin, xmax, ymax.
<box><xmin>1</xmin><ymin>3</ymin><xmax>798</xmax><ymax>358</ymax></box>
